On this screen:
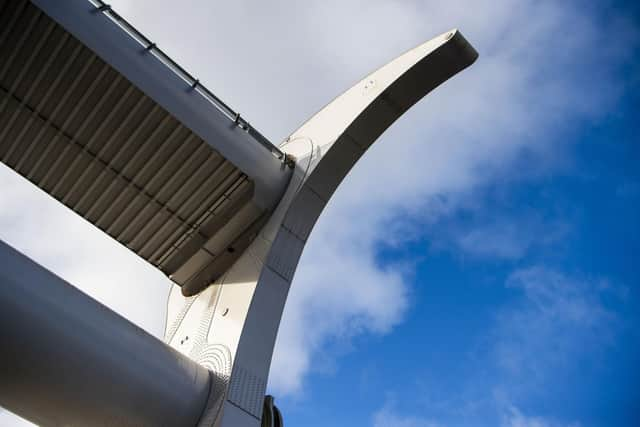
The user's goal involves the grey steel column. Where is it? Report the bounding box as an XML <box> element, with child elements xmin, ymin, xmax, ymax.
<box><xmin>0</xmin><ymin>241</ymin><xmax>212</xmax><ymax>426</ymax></box>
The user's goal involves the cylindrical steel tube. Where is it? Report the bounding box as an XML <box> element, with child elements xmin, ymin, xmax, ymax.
<box><xmin>0</xmin><ymin>241</ymin><xmax>211</xmax><ymax>426</ymax></box>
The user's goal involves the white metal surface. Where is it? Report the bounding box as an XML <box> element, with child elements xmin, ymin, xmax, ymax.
<box><xmin>164</xmin><ymin>29</ymin><xmax>478</xmax><ymax>426</ymax></box>
<box><xmin>0</xmin><ymin>241</ymin><xmax>212</xmax><ymax>427</ymax></box>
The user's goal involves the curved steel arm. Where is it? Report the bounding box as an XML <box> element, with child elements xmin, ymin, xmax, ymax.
<box><xmin>164</xmin><ymin>29</ymin><xmax>477</xmax><ymax>426</ymax></box>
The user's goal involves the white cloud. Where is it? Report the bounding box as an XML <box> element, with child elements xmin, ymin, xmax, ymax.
<box><xmin>425</xmin><ymin>210</ymin><xmax>569</xmax><ymax>261</ymax></box>
<box><xmin>0</xmin><ymin>409</ymin><xmax>34</xmax><ymax>426</ymax></box>
<box><xmin>373</xmin><ymin>403</ymin><xmax>442</xmax><ymax>427</ymax></box>
<box><xmin>364</xmin><ymin>267</ymin><xmax>622</xmax><ymax>426</ymax></box>
<box><xmin>492</xmin><ymin>267</ymin><xmax>619</xmax><ymax>385</ymax></box>
<box><xmin>457</xmin><ymin>222</ymin><xmax>532</xmax><ymax>260</ymax></box>
<box><xmin>269</xmin><ymin>214</ymin><xmax>409</xmax><ymax>392</ymax></box>
<box><xmin>501</xmin><ymin>405</ymin><xmax>581</xmax><ymax>427</ymax></box>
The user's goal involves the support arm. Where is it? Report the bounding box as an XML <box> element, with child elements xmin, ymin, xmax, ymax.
<box><xmin>164</xmin><ymin>29</ymin><xmax>477</xmax><ymax>426</ymax></box>
<box><xmin>0</xmin><ymin>241</ymin><xmax>213</xmax><ymax>427</ymax></box>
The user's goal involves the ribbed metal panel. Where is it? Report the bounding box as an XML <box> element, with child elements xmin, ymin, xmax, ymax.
<box><xmin>0</xmin><ymin>0</ymin><xmax>264</xmax><ymax>295</ymax></box>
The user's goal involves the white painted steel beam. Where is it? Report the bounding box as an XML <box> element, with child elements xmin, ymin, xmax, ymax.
<box><xmin>164</xmin><ymin>30</ymin><xmax>478</xmax><ymax>426</ymax></box>
<box><xmin>0</xmin><ymin>241</ymin><xmax>213</xmax><ymax>427</ymax></box>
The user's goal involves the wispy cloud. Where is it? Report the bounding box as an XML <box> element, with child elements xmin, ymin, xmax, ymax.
<box><xmin>455</xmin><ymin>221</ymin><xmax>534</xmax><ymax>260</ymax></box>
<box><xmin>500</xmin><ymin>405</ymin><xmax>581</xmax><ymax>427</ymax></box>
<box><xmin>373</xmin><ymin>403</ymin><xmax>442</xmax><ymax>427</ymax></box>
<box><xmin>366</xmin><ymin>267</ymin><xmax>625</xmax><ymax>426</ymax></box>
<box><xmin>488</xmin><ymin>267</ymin><xmax>624</xmax><ymax>424</ymax></box>
<box><xmin>269</xmin><ymin>225</ymin><xmax>409</xmax><ymax>392</ymax></box>
<box><xmin>0</xmin><ymin>409</ymin><xmax>34</xmax><ymax>427</ymax></box>
<box><xmin>426</xmin><ymin>208</ymin><xmax>570</xmax><ymax>261</ymax></box>
<box><xmin>492</xmin><ymin>267</ymin><xmax>620</xmax><ymax>386</ymax></box>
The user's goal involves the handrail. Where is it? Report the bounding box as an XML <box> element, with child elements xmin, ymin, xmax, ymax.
<box><xmin>89</xmin><ymin>0</ymin><xmax>285</xmax><ymax>160</ymax></box>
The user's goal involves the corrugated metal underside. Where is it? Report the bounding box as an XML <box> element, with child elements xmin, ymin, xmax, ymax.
<box><xmin>0</xmin><ymin>0</ymin><xmax>265</xmax><ymax>295</ymax></box>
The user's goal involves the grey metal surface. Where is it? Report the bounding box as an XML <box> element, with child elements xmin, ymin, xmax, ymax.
<box><xmin>0</xmin><ymin>0</ymin><xmax>289</xmax><ymax>295</ymax></box>
<box><xmin>30</xmin><ymin>0</ymin><xmax>291</xmax><ymax>208</ymax></box>
<box><xmin>0</xmin><ymin>241</ymin><xmax>213</xmax><ymax>426</ymax></box>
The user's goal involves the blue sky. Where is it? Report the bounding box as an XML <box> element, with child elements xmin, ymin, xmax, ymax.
<box><xmin>279</xmin><ymin>81</ymin><xmax>640</xmax><ymax>426</ymax></box>
<box><xmin>1</xmin><ymin>0</ymin><xmax>639</xmax><ymax>426</ymax></box>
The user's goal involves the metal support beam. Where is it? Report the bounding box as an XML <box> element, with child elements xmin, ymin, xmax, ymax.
<box><xmin>0</xmin><ymin>241</ymin><xmax>212</xmax><ymax>427</ymax></box>
<box><xmin>163</xmin><ymin>29</ymin><xmax>478</xmax><ymax>426</ymax></box>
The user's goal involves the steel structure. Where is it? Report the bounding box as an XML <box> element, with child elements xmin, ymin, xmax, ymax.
<box><xmin>0</xmin><ymin>0</ymin><xmax>478</xmax><ymax>425</ymax></box>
